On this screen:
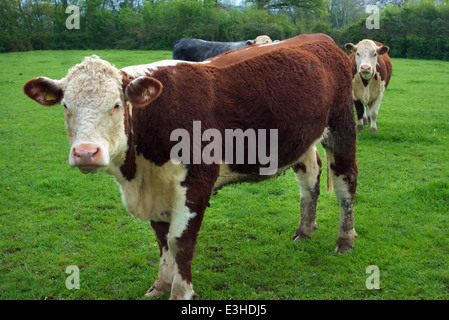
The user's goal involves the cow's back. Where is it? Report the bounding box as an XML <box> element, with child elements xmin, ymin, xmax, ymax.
<box><xmin>209</xmin><ymin>33</ymin><xmax>352</xmax><ymax>109</ymax></box>
<box><xmin>209</xmin><ymin>34</ymin><xmax>336</xmax><ymax>65</ymax></box>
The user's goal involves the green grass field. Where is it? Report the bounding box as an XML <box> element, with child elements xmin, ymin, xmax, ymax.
<box><xmin>0</xmin><ymin>50</ymin><xmax>448</xmax><ymax>300</ymax></box>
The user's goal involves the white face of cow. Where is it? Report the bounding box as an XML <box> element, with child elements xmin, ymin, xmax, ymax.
<box><xmin>62</xmin><ymin>59</ymin><xmax>126</xmax><ymax>173</ymax></box>
<box><xmin>345</xmin><ymin>40</ymin><xmax>389</xmax><ymax>81</ymax></box>
<box><xmin>23</xmin><ymin>56</ymin><xmax>163</xmax><ymax>174</ymax></box>
<box><xmin>254</xmin><ymin>35</ymin><xmax>272</xmax><ymax>44</ymax></box>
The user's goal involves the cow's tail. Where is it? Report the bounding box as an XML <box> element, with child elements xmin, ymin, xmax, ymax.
<box><xmin>324</xmin><ymin>149</ymin><xmax>334</xmax><ymax>194</ymax></box>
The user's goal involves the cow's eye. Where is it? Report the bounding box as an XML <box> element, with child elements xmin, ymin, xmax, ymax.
<box><xmin>374</xmin><ymin>53</ymin><xmax>377</xmax><ymax>57</ymax></box>
<box><xmin>111</xmin><ymin>104</ymin><xmax>120</xmax><ymax>115</ymax></box>
<box><xmin>63</xmin><ymin>104</ymin><xmax>71</xmax><ymax>116</ymax></box>
<box><xmin>356</xmin><ymin>52</ymin><xmax>360</xmax><ymax>56</ymax></box>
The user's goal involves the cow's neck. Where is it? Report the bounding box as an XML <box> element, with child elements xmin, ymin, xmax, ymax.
<box><xmin>359</xmin><ymin>70</ymin><xmax>380</xmax><ymax>87</ymax></box>
<box><xmin>119</xmin><ymin>102</ymin><xmax>137</xmax><ymax>181</ymax></box>
<box><xmin>359</xmin><ymin>74</ymin><xmax>371</xmax><ymax>87</ymax></box>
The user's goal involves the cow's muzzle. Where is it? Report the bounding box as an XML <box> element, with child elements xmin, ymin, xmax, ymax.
<box><xmin>70</xmin><ymin>143</ymin><xmax>107</xmax><ymax>174</ymax></box>
<box><xmin>359</xmin><ymin>65</ymin><xmax>373</xmax><ymax>79</ymax></box>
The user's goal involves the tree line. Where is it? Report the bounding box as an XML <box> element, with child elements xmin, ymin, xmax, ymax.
<box><xmin>0</xmin><ymin>0</ymin><xmax>448</xmax><ymax>60</ymax></box>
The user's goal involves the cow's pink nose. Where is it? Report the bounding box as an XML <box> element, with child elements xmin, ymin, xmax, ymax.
<box><xmin>72</xmin><ymin>144</ymin><xmax>102</xmax><ymax>166</ymax></box>
<box><xmin>360</xmin><ymin>65</ymin><xmax>371</xmax><ymax>73</ymax></box>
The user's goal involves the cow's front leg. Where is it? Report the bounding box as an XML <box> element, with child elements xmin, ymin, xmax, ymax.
<box><xmin>166</xmin><ymin>209</ymin><xmax>199</xmax><ymax>300</ymax></box>
<box><xmin>354</xmin><ymin>100</ymin><xmax>367</xmax><ymax>132</ymax></box>
<box><xmin>145</xmin><ymin>221</ymin><xmax>174</xmax><ymax>298</ymax></box>
<box><xmin>368</xmin><ymin>90</ymin><xmax>384</xmax><ymax>133</ymax></box>
<box><xmin>145</xmin><ymin>207</ymin><xmax>203</xmax><ymax>300</ymax></box>
<box><xmin>166</xmin><ymin>167</ymin><xmax>217</xmax><ymax>300</ymax></box>
<box><xmin>167</xmin><ymin>183</ymin><xmax>211</xmax><ymax>300</ymax></box>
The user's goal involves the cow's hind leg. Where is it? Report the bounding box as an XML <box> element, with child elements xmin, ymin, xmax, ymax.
<box><xmin>325</xmin><ymin>149</ymin><xmax>358</xmax><ymax>253</ymax></box>
<box><xmin>145</xmin><ymin>221</ymin><xmax>174</xmax><ymax>298</ymax></box>
<box><xmin>292</xmin><ymin>146</ymin><xmax>322</xmax><ymax>241</ymax></box>
<box><xmin>322</xmin><ymin>106</ymin><xmax>358</xmax><ymax>253</ymax></box>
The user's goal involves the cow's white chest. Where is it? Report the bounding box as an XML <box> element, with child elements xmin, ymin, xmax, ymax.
<box><xmin>353</xmin><ymin>72</ymin><xmax>385</xmax><ymax>106</ymax></box>
<box><xmin>110</xmin><ymin>155</ymin><xmax>188</xmax><ymax>222</ymax></box>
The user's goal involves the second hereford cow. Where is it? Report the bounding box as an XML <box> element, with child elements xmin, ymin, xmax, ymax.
<box><xmin>23</xmin><ymin>33</ymin><xmax>358</xmax><ymax>299</ymax></box>
<box><xmin>345</xmin><ymin>39</ymin><xmax>393</xmax><ymax>133</ymax></box>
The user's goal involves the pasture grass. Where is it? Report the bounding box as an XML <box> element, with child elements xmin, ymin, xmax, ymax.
<box><xmin>0</xmin><ymin>51</ymin><xmax>448</xmax><ymax>300</ymax></box>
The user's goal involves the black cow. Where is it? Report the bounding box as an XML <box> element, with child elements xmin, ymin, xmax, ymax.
<box><xmin>172</xmin><ymin>35</ymin><xmax>272</xmax><ymax>62</ymax></box>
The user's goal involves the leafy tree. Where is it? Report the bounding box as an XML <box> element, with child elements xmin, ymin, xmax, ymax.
<box><xmin>0</xmin><ymin>0</ymin><xmax>447</xmax><ymax>60</ymax></box>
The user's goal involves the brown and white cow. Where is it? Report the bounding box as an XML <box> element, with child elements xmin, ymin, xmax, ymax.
<box><xmin>345</xmin><ymin>39</ymin><xmax>393</xmax><ymax>133</ymax></box>
<box><xmin>23</xmin><ymin>33</ymin><xmax>358</xmax><ymax>300</ymax></box>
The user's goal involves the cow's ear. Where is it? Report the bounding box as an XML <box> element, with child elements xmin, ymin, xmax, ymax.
<box><xmin>125</xmin><ymin>76</ymin><xmax>163</xmax><ymax>107</ymax></box>
<box><xmin>246</xmin><ymin>40</ymin><xmax>255</xmax><ymax>45</ymax></box>
<box><xmin>345</xmin><ymin>43</ymin><xmax>357</xmax><ymax>53</ymax></box>
<box><xmin>377</xmin><ymin>45</ymin><xmax>389</xmax><ymax>55</ymax></box>
<box><xmin>23</xmin><ymin>77</ymin><xmax>64</xmax><ymax>106</ymax></box>
<box><xmin>120</xmin><ymin>70</ymin><xmax>132</xmax><ymax>92</ymax></box>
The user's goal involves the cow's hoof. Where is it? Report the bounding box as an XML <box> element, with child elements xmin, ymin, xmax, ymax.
<box><xmin>335</xmin><ymin>244</ymin><xmax>354</xmax><ymax>254</ymax></box>
<box><xmin>144</xmin><ymin>280</ymin><xmax>171</xmax><ymax>298</ymax></box>
<box><xmin>145</xmin><ymin>286</ymin><xmax>168</xmax><ymax>298</ymax></box>
<box><xmin>169</xmin><ymin>291</ymin><xmax>198</xmax><ymax>300</ymax></box>
<box><xmin>292</xmin><ymin>230</ymin><xmax>312</xmax><ymax>241</ymax></box>
<box><xmin>335</xmin><ymin>238</ymin><xmax>354</xmax><ymax>254</ymax></box>
<box><xmin>357</xmin><ymin>124</ymin><xmax>364</xmax><ymax>132</ymax></box>
<box><xmin>370</xmin><ymin>127</ymin><xmax>378</xmax><ymax>133</ymax></box>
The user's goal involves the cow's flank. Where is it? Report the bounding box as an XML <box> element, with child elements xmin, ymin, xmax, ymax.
<box><xmin>23</xmin><ymin>33</ymin><xmax>357</xmax><ymax>300</ymax></box>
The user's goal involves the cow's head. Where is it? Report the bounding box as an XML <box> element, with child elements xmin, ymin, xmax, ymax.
<box><xmin>246</xmin><ymin>35</ymin><xmax>273</xmax><ymax>45</ymax></box>
<box><xmin>254</xmin><ymin>35</ymin><xmax>272</xmax><ymax>44</ymax></box>
<box><xmin>345</xmin><ymin>40</ymin><xmax>389</xmax><ymax>80</ymax></box>
<box><xmin>23</xmin><ymin>56</ymin><xmax>162</xmax><ymax>174</ymax></box>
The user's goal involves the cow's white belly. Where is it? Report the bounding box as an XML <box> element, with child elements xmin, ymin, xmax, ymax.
<box><xmin>110</xmin><ymin>155</ymin><xmax>188</xmax><ymax>222</ymax></box>
<box><xmin>214</xmin><ymin>164</ymin><xmax>245</xmax><ymax>190</ymax></box>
